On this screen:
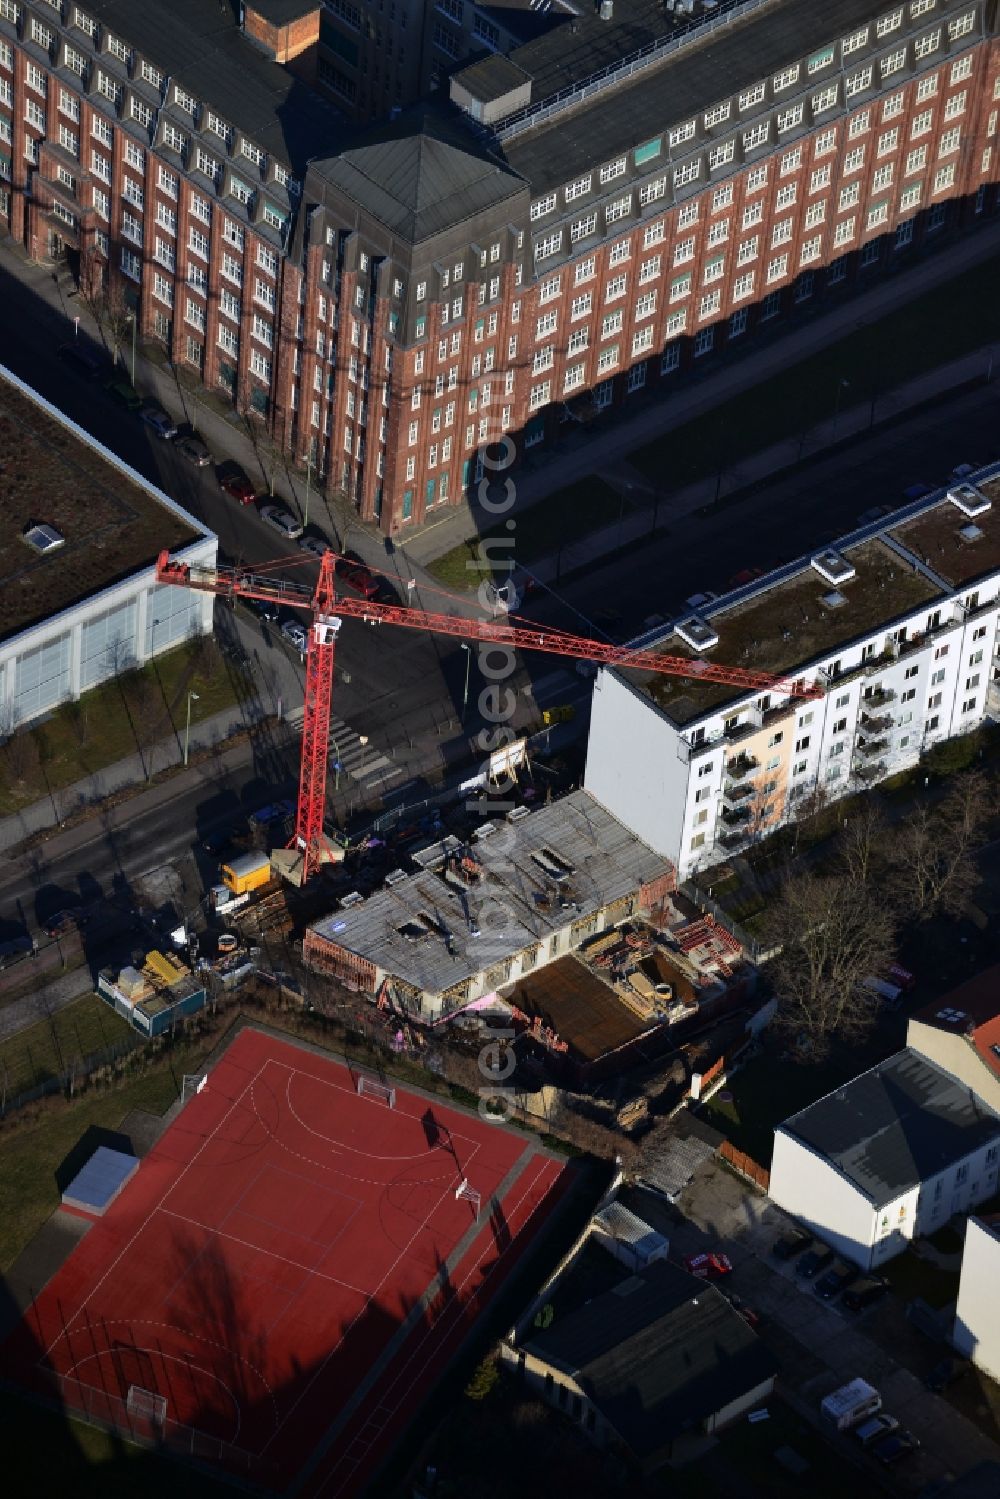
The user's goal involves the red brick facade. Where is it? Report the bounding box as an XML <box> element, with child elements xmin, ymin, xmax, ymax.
<box><xmin>1</xmin><ymin>5</ymin><xmax>998</xmax><ymax>539</ymax></box>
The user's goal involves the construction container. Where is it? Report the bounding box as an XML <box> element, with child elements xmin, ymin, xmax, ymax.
<box><xmin>221</xmin><ymin>851</ymin><xmax>273</xmax><ymax>896</ymax></box>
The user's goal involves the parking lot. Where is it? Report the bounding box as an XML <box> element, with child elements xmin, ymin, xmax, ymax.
<box><xmin>624</xmin><ymin>1159</ymin><xmax>1000</xmax><ymax>1491</ymax></box>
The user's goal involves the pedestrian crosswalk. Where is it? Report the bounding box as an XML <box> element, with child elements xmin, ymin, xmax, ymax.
<box><xmin>283</xmin><ymin>708</ymin><xmax>403</xmax><ymax>789</ymax></box>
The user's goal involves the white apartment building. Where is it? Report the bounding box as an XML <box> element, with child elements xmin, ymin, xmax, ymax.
<box><xmin>770</xmin><ymin>1049</ymin><xmax>1000</xmax><ymax>1271</ymax></box>
<box><xmin>585</xmin><ymin>464</ymin><xmax>1000</xmax><ymax>879</ymax></box>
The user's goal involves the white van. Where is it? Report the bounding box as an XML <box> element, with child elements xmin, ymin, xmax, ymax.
<box><xmin>820</xmin><ymin>1378</ymin><xmax>881</xmax><ymax>1432</ymax></box>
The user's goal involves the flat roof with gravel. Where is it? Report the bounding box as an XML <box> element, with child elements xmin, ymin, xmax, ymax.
<box><xmin>0</xmin><ymin>370</ymin><xmax>202</xmax><ymax>645</ymax></box>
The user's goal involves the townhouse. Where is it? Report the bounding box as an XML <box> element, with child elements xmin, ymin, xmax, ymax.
<box><xmin>1</xmin><ymin>0</ymin><xmax>999</xmax><ymax>532</ymax></box>
<box><xmin>585</xmin><ymin>467</ymin><xmax>1000</xmax><ymax>879</ymax></box>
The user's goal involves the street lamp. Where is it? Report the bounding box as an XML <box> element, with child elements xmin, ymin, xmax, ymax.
<box><xmin>831</xmin><ymin>378</ymin><xmax>850</xmax><ymax>442</ymax></box>
<box><xmin>460</xmin><ymin>643</ymin><xmax>472</xmax><ymax>723</ymax></box>
<box><xmin>303</xmin><ymin>449</ymin><xmax>313</xmax><ymax>529</ymax></box>
<box><xmin>126</xmin><ymin>311</ymin><xmax>137</xmax><ymax>387</ymax></box>
<box><xmin>183</xmin><ymin>691</ymin><xmax>200</xmax><ymax>767</ymax></box>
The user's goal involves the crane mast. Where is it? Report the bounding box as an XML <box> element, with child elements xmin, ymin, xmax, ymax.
<box><xmin>156</xmin><ymin>550</ymin><xmax>821</xmax><ymax>881</ymax></box>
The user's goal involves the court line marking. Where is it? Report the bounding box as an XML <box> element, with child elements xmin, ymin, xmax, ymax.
<box><xmin>62</xmin><ymin>1345</ymin><xmax>243</xmax><ymax>1444</ymax></box>
<box><xmin>283</xmin><ymin>1069</ymin><xmax>480</xmax><ymax>1164</ymax></box>
<box><xmin>50</xmin><ymin>1313</ymin><xmax>279</xmax><ymax>1435</ymax></box>
<box><xmin>313</xmin><ymin>1155</ymin><xmax>563</xmax><ymax>1499</ymax></box>
<box><xmin>39</xmin><ymin>1055</ymin><xmax>274</xmax><ymax>1365</ymax></box>
<box><xmin>158</xmin><ymin>1208</ymin><xmax>370</xmax><ymax>1298</ymax></box>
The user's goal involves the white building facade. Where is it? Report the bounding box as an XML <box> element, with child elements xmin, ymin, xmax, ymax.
<box><xmin>953</xmin><ymin>1215</ymin><xmax>1000</xmax><ymax>1379</ymax></box>
<box><xmin>586</xmin><ymin>469</ymin><xmax>1000</xmax><ymax>880</ymax></box>
<box><xmin>770</xmin><ymin>1050</ymin><xmax>1000</xmax><ymax>1270</ymax></box>
<box><xmin>0</xmin><ymin>371</ymin><xmax>216</xmax><ymax>729</ymax></box>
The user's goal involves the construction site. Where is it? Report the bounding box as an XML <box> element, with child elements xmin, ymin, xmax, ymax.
<box><xmin>126</xmin><ymin>543</ymin><xmax>790</xmax><ymax>1141</ymax></box>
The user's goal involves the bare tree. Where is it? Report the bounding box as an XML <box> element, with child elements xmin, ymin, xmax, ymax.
<box><xmin>891</xmin><ymin>770</ymin><xmax>995</xmax><ymax>920</ymax></box>
<box><xmin>835</xmin><ymin>800</ymin><xmax>892</xmax><ymax>889</ymax></box>
<box><xmin>3</xmin><ymin>729</ymin><xmax>41</xmax><ymax>789</ymax></box>
<box><xmin>762</xmin><ymin>866</ymin><xmax>897</xmax><ymax>1055</ymax></box>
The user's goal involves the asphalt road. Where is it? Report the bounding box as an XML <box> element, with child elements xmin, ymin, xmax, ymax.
<box><xmin>0</xmin><ymin>256</ymin><xmax>490</xmax><ymax>748</ymax></box>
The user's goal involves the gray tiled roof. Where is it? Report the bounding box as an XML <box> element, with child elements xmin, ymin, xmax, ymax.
<box><xmin>311</xmin><ymin>108</ymin><xmax>526</xmax><ymax>243</ymax></box>
<box><xmin>524</xmin><ymin>1258</ymin><xmax>776</xmax><ymax>1458</ymax></box>
<box><xmin>780</xmin><ymin>1050</ymin><xmax>1000</xmax><ymax>1209</ymax></box>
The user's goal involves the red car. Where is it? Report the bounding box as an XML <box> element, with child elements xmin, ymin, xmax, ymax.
<box><xmin>219</xmin><ymin>472</ymin><xmax>256</xmax><ymax>505</ymax></box>
<box><xmin>683</xmin><ymin>1251</ymin><xmax>733</xmax><ymax>1280</ymax></box>
<box><xmin>337</xmin><ymin>559</ymin><xmax>380</xmax><ymax>600</ymax></box>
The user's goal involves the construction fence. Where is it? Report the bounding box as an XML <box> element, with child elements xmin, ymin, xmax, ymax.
<box><xmin>719</xmin><ymin>1139</ymin><xmax>770</xmax><ymax>1192</ymax></box>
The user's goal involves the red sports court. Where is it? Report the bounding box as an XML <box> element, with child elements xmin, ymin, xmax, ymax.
<box><xmin>1</xmin><ymin>1028</ymin><xmax>571</xmax><ymax>1494</ymax></box>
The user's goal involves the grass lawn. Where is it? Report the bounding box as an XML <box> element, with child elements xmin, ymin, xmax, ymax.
<box><xmin>426</xmin><ymin>474</ymin><xmax>626</xmax><ymax>588</ymax></box>
<box><xmin>701</xmin><ymin>1039</ymin><xmax>885</xmax><ymax>1167</ymax></box>
<box><xmin>0</xmin><ymin>994</ymin><xmax>134</xmax><ymax>1098</ymax></box>
<box><xmin>629</xmin><ymin>251</ymin><xmax>1000</xmax><ymax>487</ymax></box>
<box><xmin>0</xmin><ymin>637</ymin><xmax>243</xmax><ymax>816</ymax></box>
<box><xmin>0</xmin><ymin>1026</ymin><xmax>218</xmax><ymax>1272</ymax></box>
<box><xmin>0</xmin><ymin>1396</ymin><xmax>227</xmax><ymax>1499</ymax></box>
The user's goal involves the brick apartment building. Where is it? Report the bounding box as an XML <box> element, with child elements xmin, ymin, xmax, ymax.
<box><xmin>0</xmin><ymin>0</ymin><xmax>998</xmax><ymax>536</ymax></box>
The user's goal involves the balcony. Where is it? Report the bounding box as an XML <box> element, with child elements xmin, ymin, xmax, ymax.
<box><xmin>855</xmin><ymin>736</ymin><xmax>889</xmax><ymax>759</ymax></box>
<box><xmin>860</xmin><ymin>709</ymin><xmax>893</xmax><ymax>733</ymax></box>
<box><xmin>863</xmin><ymin>686</ymin><xmax>895</xmax><ymax>708</ymax></box>
<box><xmin>723</xmin><ymin>781</ymin><xmax>755</xmax><ymax>809</ymax></box>
<box><xmin>719</xmin><ymin>827</ymin><xmax>751</xmax><ymax>851</ymax></box>
<box><xmin>725</xmin><ymin>752</ymin><xmax>759</xmax><ymax>784</ymax></box>
<box><xmin>854</xmin><ymin>760</ymin><xmax>887</xmax><ymax>783</ymax></box>
<box><xmin>721</xmin><ymin>803</ymin><xmax>752</xmax><ymax>827</ymax></box>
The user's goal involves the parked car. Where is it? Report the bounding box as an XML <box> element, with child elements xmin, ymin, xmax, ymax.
<box><xmin>925</xmin><ymin>1356</ymin><xmax>969</xmax><ymax>1392</ymax></box>
<box><xmin>261</xmin><ymin>504</ymin><xmax>304</xmax><ymax>541</ymax></box>
<box><xmin>854</xmin><ymin>1413</ymin><xmax>900</xmax><ymax>1447</ymax></box>
<box><xmin>773</xmin><ymin>1228</ymin><xmax>812</xmax><ymax>1261</ymax></box>
<box><xmin>219</xmin><ymin>470</ymin><xmax>256</xmax><ymax>505</ymax></box>
<box><xmin>103</xmin><ymin>374</ymin><xmax>141</xmax><ymax>410</ymax></box>
<box><xmin>797</xmin><ymin>1246</ymin><xmax>835</xmax><ymax>1279</ymax></box>
<box><xmin>57</xmin><ymin>342</ymin><xmax>103</xmax><ymax>378</ymax></box>
<box><xmin>250</xmin><ymin>799</ymin><xmax>295</xmax><ymax>826</ymax></box>
<box><xmin>683</xmin><ymin>1251</ymin><xmax>733</xmax><ymax>1280</ymax></box>
<box><xmin>856</xmin><ymin>504</ymin><xmax>892</xmax><ymax>526</ymax></box>
<box><xmin>684</xmin><ymin>590</ymin><xmax>718</xmax><ymax>613</ymax></box>
<box><xmin>951</xmin><ymin>462</ymin><xmax>982</xmax><ymax>482</ymax></box>
<box><xmin>815</xmin><ymin>1261</ymin><xmax>856</xmax><ymax>1299</ymax></box>
<box><xmin>872</xmin><ymin>1429</ymin><xmax>920</xmax><ymax>1465</ymax></box>
<box><xmin>0</xmin><ymin>935</ymin><xmax>36</xmax><ymax>968</ymax></box>
<box><xmin>280</xmin><ymin>618</ymin><xmax>308</xmax><ymax>653</ymax></box>
<box><xmin>176</xmin><ymin>434</ymin><xmax>212</xmax><ymax>467</ymax></box>
<box><xmin>842</xmin><ymin>1276</ymin><xmax>890</xmax><ymax>1312</ymax></box>
<box><xmin>903</xmin><ymin>481</ymin><xmax>934</xmax><ymax>501</ymax></box>
<box><xmin>729</xmin><ymin>567</ymin><xmax>764</xmax><ymax>587</ymax></box>
<box><xmin>141</xmin><ymin>405</ymin><xmax>178</xmax><ymax>439</ymax></box>
<box><xmin>721</xmin><ymin>1291</ymin><xmax>760</xmax><ymax>1328</ymax></box>
<box><xmin>337</xmin><ymin>556</ymin><xmax>380</xmax><ymax>600</ymax></box>
<box><xmin>298</xmin><ymin>531</ymin><xmax>334</xmax><ymax>561</ymax></box>
<box><xmin>245</xmin><ymin>596</ymin><xmax>279</xmax><ymax>623</ymax></box>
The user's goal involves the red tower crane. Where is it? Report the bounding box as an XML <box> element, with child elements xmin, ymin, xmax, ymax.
<box><xmin>156</xmin><ymin>549</ymin><xmax>822</xmax><ymax>882</ymax></box>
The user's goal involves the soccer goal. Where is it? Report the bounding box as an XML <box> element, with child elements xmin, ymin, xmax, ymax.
<box><xmin>455</xmin><ymin>1178</ymin><xmax>481</xmax><ymax>1220</ymax></box>
<box><xmin>127</xmin><ymin>1385</ymin><xmax>167</xmax><ymax>1427</ymax></box>
<box><xmin>181</xmin><ymin>1073</ymin><xmax>208</xmax><ymax>1105</ymax></box>
<box><xmin>356</xmin><ymin>1074</ymin><xmax>396</xmax><ymax>1108</ymax></box>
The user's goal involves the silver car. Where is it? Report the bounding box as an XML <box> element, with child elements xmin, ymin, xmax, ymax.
<box><xmin>298</xmin><ymin>533</ymin><xmax>333</xmax><ymax>561</ymax></box>
<box><xmin>261</xmin><ymin>504</ymin><xmax>304</xmax><ymax>541</ymax></box>
<box><xmin>280</xmin><ymin>619</ymin><xmax>308</xmax><ymax>654</ymax></box>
